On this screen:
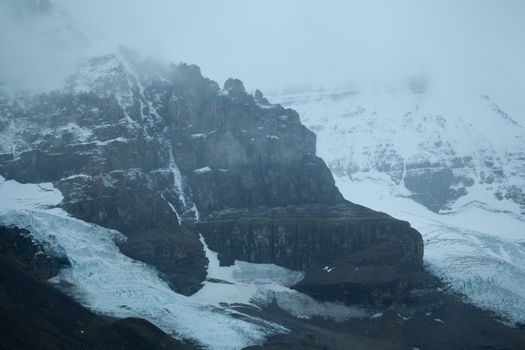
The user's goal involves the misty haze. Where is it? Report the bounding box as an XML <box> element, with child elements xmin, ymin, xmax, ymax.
<box><xmin>0</xmin><ymin>1</ymin><xmax>524</xmax><ymax>349</ymax></box>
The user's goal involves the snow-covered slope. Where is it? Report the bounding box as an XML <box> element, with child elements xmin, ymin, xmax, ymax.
<box><xmin>273</xmin><ymin>83</ymin><xmax>525</xmax><ymax>215</ymax></box>
<box><xmin>271</xmin><ymin>83</ymin><xmax>525</xmax><ymax>324</ymax></box>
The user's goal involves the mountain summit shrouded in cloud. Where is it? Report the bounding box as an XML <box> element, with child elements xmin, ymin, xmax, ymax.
<box><xmin>0</xmin><ymin>0</ymin><xmax>91</xmax><ymax>91</ymax></box>
<box><xmin>2</xmin><ymin>0</ymin><xmax>525</xmax><ymax>122</ymax></box>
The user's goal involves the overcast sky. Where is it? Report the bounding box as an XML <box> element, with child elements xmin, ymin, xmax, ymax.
<box><xmin>1</xmin><ymin>0</ymin><xmax>525</xmax><ymax>116</ymax></box>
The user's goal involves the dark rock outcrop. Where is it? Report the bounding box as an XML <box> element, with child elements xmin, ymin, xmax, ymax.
<box><xmin>119</xmin><ymin>227</ymin><xmax>207</xmax><ymax>296</ymax></box>
<box><xmin>199</xmin><ymin>204</ymin><xmax>423</xmax><ymax>305</ymax></box>
<box><xmin>0</xmin><ymin>225</ymin><xmax>68</xmax><ymax>280</ymax></box>
<box><xmin>403</xmin><ymin>158</ymin><xmax>474</xmax><ymax>212</ymax></box>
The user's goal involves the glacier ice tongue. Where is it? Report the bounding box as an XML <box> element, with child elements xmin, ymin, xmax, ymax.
<box><xmin>0</xmin><ymin>178</ymin><xmax>286</xmax><ymax>349</ymax></box>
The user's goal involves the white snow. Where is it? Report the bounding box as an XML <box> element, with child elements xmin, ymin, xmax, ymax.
<box><xmin>397</xmin><ymin>314</ymin><xmax>411</xmax><ymax>321</ymax></box>
<box><xmin>0</xmin><ymin>110</ymin><xmax>95</xmax><ymax>156</ymax></box>
<box><xmin>160</xmin><ymin>142</ymin><xmax>200</xmax><ymax>223</ymax></box>
<box><xmin>191</xmin><ymin>130</ymin><xmax>217</xmax><ymax>139</ymax></box>
<box><xmin>160</xmin><ymin>191</ymin><xmax>182</xmax><ymax>225</ymax></box>
<box><xmin>69</xmin><ymin>137</ymin><xmax>129</xmax><ymax>147</ymax></box>
<box><xmin>0</xmin><ymin>176</ymin><xmax>62</xmax><ymax>211</ymax></box>
<box><xmin>194</xmin><ymin>167</ymin><xmax>212</xmax><ymax>174</ymax></box>
<box><xmin>61</xmin><ymin>174</ymin><xmax>93</xmax><ymax>181</ymax></box>
<box><xmin>168</xmin><ymin>145</ymin><xmax>187</xmax><ymax>207</ymax></box>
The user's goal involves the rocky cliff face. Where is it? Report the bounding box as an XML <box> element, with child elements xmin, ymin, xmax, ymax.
<box><xmin>198</xmin><ymin>204</ymin><xmax>423</xmax><ymax>305</ymax></box>
<box><xmin>0</xmin><ymin>51</ymin><xmax>423</xmax><ymax>302</ymax></box>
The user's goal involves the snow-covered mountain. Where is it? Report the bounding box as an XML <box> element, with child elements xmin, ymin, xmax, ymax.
<box><xmin>271</xmin><ymin>82</ymin><xmax>525</xmax><ymax>324</ymax></box>
<box><xmin>272</xmin><ymin>80</ymin><xmax>525</xmax><ymax>215</ymax></box>
<box><xmin>1</xmin><ymin>51</ymin><xmax>419</xmax><ymax>349</ymax></box>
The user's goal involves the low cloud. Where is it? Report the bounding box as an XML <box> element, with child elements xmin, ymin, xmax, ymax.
<box><xmin>1</xmin><ymin>0</ymin><xmax>524</xmax><ymax>119</ymax></box>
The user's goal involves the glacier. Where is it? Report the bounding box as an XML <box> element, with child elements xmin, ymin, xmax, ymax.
<box><xmin>194</xmin><ymin>235</ymin><xmax>368</xmax><ymax>322</ymax></box>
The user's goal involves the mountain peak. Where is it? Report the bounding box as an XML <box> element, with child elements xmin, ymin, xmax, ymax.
<box><xmin>223</xmin><ymin>78</ymin><xmax>246</xmax><ymax>97</ymax></box>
